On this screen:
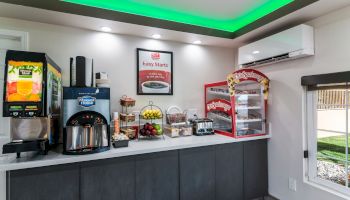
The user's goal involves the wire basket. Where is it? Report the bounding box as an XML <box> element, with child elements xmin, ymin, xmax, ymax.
<box><xmin>166</xmin><ymin>106</ymin><xmax>187</xmax><ymax>125</ymax></box>
<box><xmin>120</xmin><ymin>113</ymin><xmax>136</xmax><ymax>122</ymax></box>
<box><xmin>120</xmin><ymin>95</ymin><xmax>136</xmax><ymax>107</ymax></box>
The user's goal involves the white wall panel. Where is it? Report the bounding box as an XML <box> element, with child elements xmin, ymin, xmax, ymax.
<box><xmin>0</xmin><ymin>17</ymin><xmax>235</xmax><ymax>117</ymax></box>
<box><xmin>236</xmin><ymin>5</ymin><xmax>350</xmax><ymax>200</ymax></box>
<box><xmin>0</xmin><ymin>171</ymin><xmax>5</xmax><ymax>200</ymax></box>
<box><xmin>0</xmin><ymin>41</ymin><xmax>15</xmax><ymax>140</ymax></box>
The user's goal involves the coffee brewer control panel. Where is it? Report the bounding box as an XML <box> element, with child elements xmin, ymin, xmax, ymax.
<box><xmin>67</xmin><ymin>111</ymin><xmax>106</xmax><ymax>126</ymax></box>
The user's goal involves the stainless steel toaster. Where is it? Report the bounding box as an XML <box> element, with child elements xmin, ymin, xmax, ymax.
<box><xmin>192</xmin><ymin>118</ymin><xmax>214</xmax><ymax>136</ymax></box>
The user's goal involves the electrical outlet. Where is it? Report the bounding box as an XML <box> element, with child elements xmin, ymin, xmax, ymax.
<box><xmin>186</xmin><ymin>108</ymin><xmax>198</xmax><ymax>120</ymax></box>
<box><xmin>289</xmin><ymin>177</ymin><xmax>297</xmax><ymax>191</ymax></box>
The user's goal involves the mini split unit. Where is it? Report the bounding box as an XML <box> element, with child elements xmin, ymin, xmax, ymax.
<box><xmin>238</xmin><ymin>24</ymin><xmax>314</xmax><ymax>68</ymax></box>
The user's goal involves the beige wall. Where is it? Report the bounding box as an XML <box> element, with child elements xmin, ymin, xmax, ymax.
<box><xmin>238</xmin><ymin>5</ymin><xmax>350</xmax><ymax>200</ymax></box>
<box><xmin>0</xmin><ymin>17</ymin><xmax>235</xmax><ymax>200</ymax></box>
<box><xmin>0</xmin><ymin>17</ymin><xmax>235</xmax><ymax>137</ymax></box>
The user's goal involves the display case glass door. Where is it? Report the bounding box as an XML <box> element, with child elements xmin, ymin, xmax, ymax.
<box><xmin>227</xmin><ymin>68</ymin><xmax>270</xmax><ymax>138</ymax></box>
<box><xmin>205</xmin><ymin>82</ymin><xmax>233</xmax><ymax>135</ymax></box>
<box><xmin>234</xmin><ymin>81</ymin><xmax>266</xmax><ymax>137</ymax></box>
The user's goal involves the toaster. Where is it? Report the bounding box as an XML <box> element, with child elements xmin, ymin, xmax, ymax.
<box><xmin>191</xmin><ymin>118</ymin><xmax>214</xmax><ymax>136</ymax></box>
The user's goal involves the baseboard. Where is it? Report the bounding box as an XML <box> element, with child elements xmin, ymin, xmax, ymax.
<box><xmin>267</xmin><ymin>194</ymin><xmax>279</xmax><ymax>200</ymax></box>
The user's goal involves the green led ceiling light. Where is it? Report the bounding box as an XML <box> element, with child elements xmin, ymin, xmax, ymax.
<box><xmin>62</xmin><ymin>0</ymin><xmax>294</xmax><ymax>32</ymax></box>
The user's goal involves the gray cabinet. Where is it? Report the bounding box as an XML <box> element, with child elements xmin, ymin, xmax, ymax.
<box><xmin>179</xmin><ymin>146</ymin><xmax>216</xmax><ymax>200</ymax></box>
<box><xmin>243</xmin><ymin>140</ymin><xmax>268</xmax><ymax>200</ymax></box>
<box><xmin>80</xmin><ymin>156</ymin><xmax>136</xmax><ymax>200</ymax></box>
<box><xmin>135</xmin><ymin>151</ymin><xmax>179</xmax><ymax>200</ymax></box>
<box><xmin>7</xmin><ymin>164</ymin><xmax>79</xmax><ymax>200</ymax></box>
<box><xmin>6</xmin><ymin>139</ymin><xmax>268</xmax><ymax>200</ymax></box>
<box><xmin>215</xmin><ymin>143</ymin><xmax>244</xmax><ymax>200</ymax></box>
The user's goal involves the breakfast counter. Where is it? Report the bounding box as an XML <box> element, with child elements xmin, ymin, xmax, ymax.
<box><xmin>0</xmin><ymin>134</ymin><xmax>270</xmax><ymax>171</ymax></box>
<box><xmin>2</xmin><ymin>134</ymin><xmax>270</xmax><ymax>200</ymax></box>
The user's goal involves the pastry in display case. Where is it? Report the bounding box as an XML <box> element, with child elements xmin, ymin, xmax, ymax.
<box><xmin>205</xmin><ymin>69</ymin><xmax>269</xmax><ymax>138</ymax></box>
<box><xmin>205</xmin><ymin>81</ymin><xmax>233</xmax><ymax>135</ymax></box>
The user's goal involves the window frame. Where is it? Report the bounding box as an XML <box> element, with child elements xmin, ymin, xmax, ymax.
<box><xmin>304</xmin><ymin>83</ymin><xmax>350</xmax><ymax>196</ymax></box>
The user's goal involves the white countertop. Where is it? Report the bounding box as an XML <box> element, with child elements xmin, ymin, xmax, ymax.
<box><xmin>0</xmin><ymin>134</ymin><xmax>270</xmax><ymax>171</ymax></box>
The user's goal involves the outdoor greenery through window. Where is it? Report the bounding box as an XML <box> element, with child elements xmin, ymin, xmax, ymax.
<box><xmin>317</xmin><ymin>88</ymin><xmax>349</xmax><ymax>186</ymax></box>
<box><xmin>307</xmin><ymin>84</ymin><xmax>350</xmax><ymax>193</ymax></box>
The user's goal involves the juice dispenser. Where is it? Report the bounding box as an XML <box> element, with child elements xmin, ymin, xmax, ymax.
<box><xmin>2</xmin><ymin>50</ymin><xmax>62</xmax><ymax>157</ymax></box>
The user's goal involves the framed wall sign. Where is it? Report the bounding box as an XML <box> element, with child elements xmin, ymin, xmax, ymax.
<box><xmin>137</xmin><ymin>48</ymin><xmax>173</xmax><ymax>95</ymax></box>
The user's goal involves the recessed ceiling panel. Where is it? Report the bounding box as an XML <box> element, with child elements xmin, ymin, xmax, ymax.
<box><xmin>62</xmin><ymin>0</ymin><xmax>294</xmax><ymax>32</ymax></box>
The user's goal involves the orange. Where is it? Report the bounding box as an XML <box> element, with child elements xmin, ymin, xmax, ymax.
<box><xmin>7</xmin><ymin>93</ymin><xmax>25</xmax><ymax>102</ymax></box>
<box><xmin>27</xmin><ymin>94</ymin><xmax>41</xmax><ymax>102</ymax></box>
<box><xmin>17</xmin><ymin>80</ymin><xmax>33</xmax><ymax>96</ymax></box>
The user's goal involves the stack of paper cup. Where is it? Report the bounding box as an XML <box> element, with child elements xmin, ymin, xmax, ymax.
<box><xmin>96</xmin><ymin>72</ymin><xmax>110</xmax><ymax>88</ymax></box>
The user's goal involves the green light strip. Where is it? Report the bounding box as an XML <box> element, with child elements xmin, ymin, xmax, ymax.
<box><xmin>62</xmin><ymin>0</ymin><xmax>294</xmax><ymax>32</ymax></box>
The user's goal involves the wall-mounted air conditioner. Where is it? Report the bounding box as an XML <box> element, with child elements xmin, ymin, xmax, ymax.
<box><xmin>238</xmin><ymin>24</ymin><xmax>314</xmax><ymax>68</ymax></box>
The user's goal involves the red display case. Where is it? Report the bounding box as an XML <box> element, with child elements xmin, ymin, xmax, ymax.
<box><xmin>205</xmin><ymin>69</ymin><xmax>269</xmax><ymax>138</ymax></box>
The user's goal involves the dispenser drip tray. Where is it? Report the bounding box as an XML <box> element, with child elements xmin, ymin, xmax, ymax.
<box><xmin>2</xmin><ymin>139</ymin><xmax>49</xmax><ymax>158</ymax></box>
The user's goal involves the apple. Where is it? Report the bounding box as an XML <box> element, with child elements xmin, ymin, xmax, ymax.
<box><xmin>157</xmin><ymin>129</ymin><xmax>163</xmax><ymax>135</ymax></box>
<box><xmin>154</xmin><ymin>124</ymin><xmax>161</xmax><ymax>130</ymax></box>
<box><xmin>151</xmin><ymin>129</ymin><xmax>157</xmax><ymax>136</ymax></box>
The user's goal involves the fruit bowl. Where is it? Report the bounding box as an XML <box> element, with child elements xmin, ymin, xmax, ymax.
<box><xmin>138</xmin><ymin>101</ymin><xmax>164</xmax><ymax>140</ymax></box>
<box><xmin>139</xmin><ymin>123</ymin><xmax>163</xmax><ymax>138</ymax></box>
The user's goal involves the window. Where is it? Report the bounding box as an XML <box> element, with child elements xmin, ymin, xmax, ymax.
<box><xmin>303</xmin><ymin>71</ymin><xmax>350</xmax><ymax>195</ymax></box>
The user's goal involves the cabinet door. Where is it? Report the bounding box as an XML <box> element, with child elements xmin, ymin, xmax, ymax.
<box><xmin>179</xmin><ymin>146</ymin><xmax>215</xmax><ymax>200</ymax></box>
<box><xmin>215</xmin><ymin>143</ymin><xmax>244</xmax><ymax>200</ymax></box>
<box><xmin>81</xmin><ymin>156</ymin><xmax>136</xmax><ymax>200</ymax></box>
<box><xmin>243</xmin><ymin>139</ymin><xmax>268</xmax><ymax>200</ymax></box>
<box><xmin>135</xmin><ymin>150</ymin><xmax>179</xmax><ymax>200</ymax></box>
<box><xmin>7</xmin><ymin>164</ymin><xmax>79</xmax><ymax>200</ymax></box>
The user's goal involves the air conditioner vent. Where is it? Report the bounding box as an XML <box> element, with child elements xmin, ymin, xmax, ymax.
<box><xmin>241</xmin><ymin>53</ymin><xmax>289</xmax><ymax>68</ymax></box>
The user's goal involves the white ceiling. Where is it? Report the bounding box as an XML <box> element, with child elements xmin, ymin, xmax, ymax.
<box><xmin>0</xmin><ymin>0</ymin><xmax>349</xmax><ymax>48</ymax></box>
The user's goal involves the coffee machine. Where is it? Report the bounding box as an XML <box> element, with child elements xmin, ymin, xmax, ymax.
<box><xmin>2</xmin><ymin>50</ymin><xmax>62</xmax><ymax>158</ymax></box>
<box><xmin>63</xmin><ymin>87</ymin><xmax>110</xmax><ymax>155</ymax></box>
